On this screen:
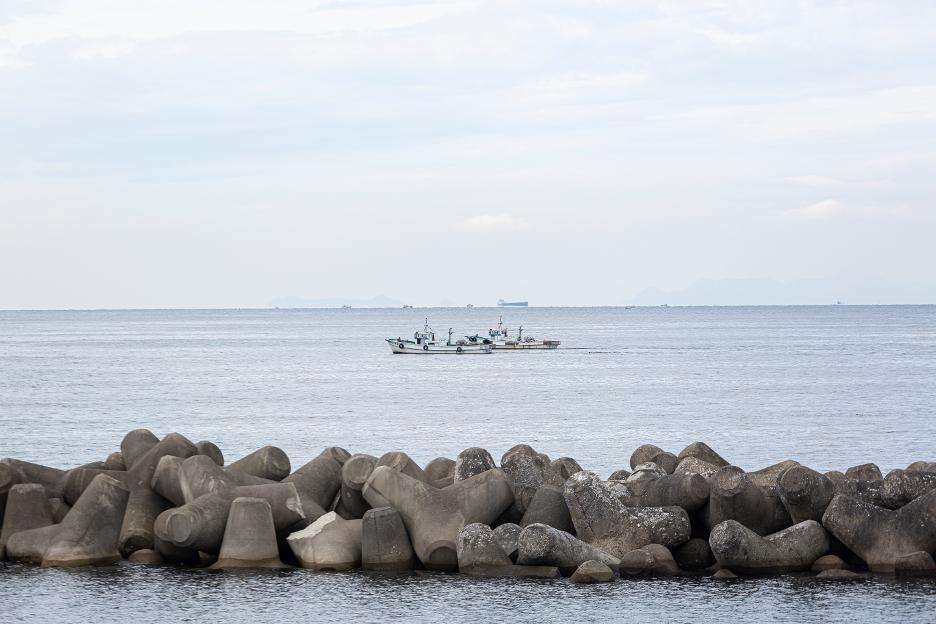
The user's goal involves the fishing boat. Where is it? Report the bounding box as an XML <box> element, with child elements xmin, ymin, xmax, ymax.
<box><xmin>387</xmin><ymin>318</ymin><xmax>492</xmax><ymax>354</ymax></box>
<box><xmin>465</xmin><ymin>316</ymin><xmax>560</xmax><ymax>350</ymax></box>
<box><xmin>497</xmin><ymin>299</ymin><xmax>528</xmax><ymax>307</ymax></box>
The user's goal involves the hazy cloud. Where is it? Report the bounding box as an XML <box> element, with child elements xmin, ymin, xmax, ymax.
<box><xmin>783</xmin><ymin>199</ymin><xmax>843</xmax><ymax>221</ymax></box>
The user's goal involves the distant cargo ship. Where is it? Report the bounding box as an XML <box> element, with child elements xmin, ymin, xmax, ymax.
<box><xmin>497</xmin><ymin>299</ymin><xmax>528</xmax><ymax>307</ymax></box>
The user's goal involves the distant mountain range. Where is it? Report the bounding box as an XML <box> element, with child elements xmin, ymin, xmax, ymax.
<box><xmin>631</xmin><ymin>275</ymin><xmax>936</xmax><ymax>306</ymax></box>
<box><xmin>269</xmin><ymin>294</ymin><xmax>405</xmax><ymax>308</ymax></box>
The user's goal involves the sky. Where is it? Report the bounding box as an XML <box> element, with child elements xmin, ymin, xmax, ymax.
<box><xmin>1</xmin><ymin>0</ymin><xmax>934</xmax><ymax>308</ymax></box>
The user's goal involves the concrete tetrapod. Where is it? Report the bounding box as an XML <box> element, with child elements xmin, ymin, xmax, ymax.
<box><xmin>517</xmin><ymin>523</ymin><xmax>620</xmax><ymax>575</ymax></box>
<box><xmin>777</xmin><ymin>465</ymin><xmax>836</xmax><ymax>523</ymax></box>
<box><xmin>6</xmin><ymin>523</ymin><xmax>62</xmax><ymax>562</ymax></box>
<box><xmin>630</xmin><ymin>444</ymin><xmax>665</xmax><ymax>469</ymax></box>
<box><xmin>42</xmin><ymin>474</ymin><xmax>130</xmax><ymax>567</ymax></box>
<box><xmin>362</xmin><ymin>465</ymin><xmax>514</xmax><ymax>571</ymax></box>
<box><xmin>546</xmin><ymin>457</ymin><xmax>584</xmax><ymax>486</ymax></box>
<box><xmin>822</xmin><ymin>490</ymin><xmax>936</xmax><ymax>572</ymax></box>
<box><xmin>520</xmin><ymin>485</ymin><xmax>573</xmax><ymax>533</ymax></box>
<box><xmin>120</xmin><ymin>429</ymin><xmax>160</xmax><ymax>469</ymax></box>
<box><xmin>703</xmin><ymin>466</ymin><xmax>792</xmax><ymax>535</ymax></box>
<box><xmin>493</xmin><ymin>523</ymin><xmax>521</xmax><ymax>562</ymax></box>
<box><xmin>195</xmin><ymin>441</ymin><xmax>224</xmax><ymax>466</ymax></box>
<box><xmin>104</xmin><ymin>452</ymin><xmax>126</xmax><ymax>471</ymax></box>
<box><xmin>1</xmin><ymin>484</ymin><xmax>54</xmax><ymax>559</ymax></box>
<box><xmin>283</xmin><ymin>448</ymin><xmax>347</xmax><ymax>512</ymax></box>
<box><xmin>617</xmin><ymin>473</ymin><xmax>710</xmax><ymax>512</ymax></box>
<box><xmin>424</xmin><ymin>457</ymin><xmax>455</xmax><ymax>482</ymax></box>
<box><xmin>845</xmin><ymin>463</ymin><xmax>883</xmax><ymax>481</ymax></box>
<box><xmin>456</xmin><ymin>523</ymin><xmax>512</xmax><ymax>572</ymax></box>
<box><xmin>907</xmin><ymin>461</ymin><xmax>936</xmax><ymax>473</ymax></box>
<box><xmin>709</xmin><ymin>519</ymin><xmax>830</xmax><ymax>575</ymax></box>
<box><xmin>501</xmin><ymin>445</ymin><xmax>550</xmax><ymax>515</ymax></box>
<box><xmin>226</xmin><ymin>446</ymin><xmax>291</xmax><ymax>481</ymax></box>
<box><xmin>119</xmin><ymin>433</ymin><xmax>198</xmax><ymax>556</ymax></box>
<box><xmin>677</xmin><ymin>442</ymin><xmax>729</xmax><ymax>468</ymax></box>
<box><xmin>211</xmin><ymin>497</ymin><xmax>285</xmax><ymax>569</ymax></box>
<box><xmin>335</xmin><ymin>454</ymin><xmax>377</xmax><ymax>520</ymax></box>
<box><xmin>570</xmin><ymin>560</ymin><xmax>614</xmax><ymax>583</ymax></box>
<box><xmin>749</xmin><ymin>460</ymin><xmax>800</xmax><ymax>488</ymax></box>
<box><xmin>454</xmin><ymin>447</ymin><xmax>496</xmax><ymax>482</ymax></box>
<box><xmin>1</xmin><ymin>459</ymin><xmax>66</xmax><ymax>499</ymax></box>
<box><xmin>151</xmin><ymin>456</ymin><xmax>186</xmax><ymax>506</ymax></box>
<box><xmin>564</xmin><ymin>471</ymin><xmax>691</xmax><ymax>557</ymax></box>
<box><xmin>894</xmin><ymin>551</ymin><xmax>936</xmax><ymax>576</ymax></box>
<box><xmin>881</xmin><ymin>469</ymin><xmax>936</xmax><ymax>508</ymax></box>
<box><xmin>154</xmin><ymin>481</ymin><xmax>304</xmax><ymax>553</ymax></box>
<box><xmin>618</xmin><ymin>543</ymin><xmax>679</xmax><ymax>577</ymax></box>
<box><xmin>361</xmin><ymin>506</ymin><xmax>414</xmax><ymax>571</ymax></box>
<box><xmin>674</xmin><ymin>457</ymin><xmax>720</xmax><ymax>480</ymax></box>
<box><xmin>287</xmin><ymin>511</ymin><xmax>362</xmax><ymax>571</ymax></box>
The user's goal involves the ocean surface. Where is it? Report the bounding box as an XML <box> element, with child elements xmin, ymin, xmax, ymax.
<box><xmin>1</xmin><ymin>305</ymin><xmax>935</xmax><ymax>622</ymax></box>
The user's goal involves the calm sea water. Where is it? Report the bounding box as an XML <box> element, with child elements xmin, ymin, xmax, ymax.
<box><xmin>1</xmin><ymin>306</ymin><xmax>935</xmax><ymax>622</ymax></box>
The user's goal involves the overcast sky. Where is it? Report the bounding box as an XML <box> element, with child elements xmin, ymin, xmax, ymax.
<box><xmin>1</xmin><ymin>0</ymin><xmax>934</xmax><ymax>308</ymax></box>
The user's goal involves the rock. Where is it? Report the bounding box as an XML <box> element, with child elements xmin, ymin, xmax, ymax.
<box><xmin>195</xmin><ymin>441</ymin><xmax>224</xmax><ymax>466</ymax></box>
<box><xmin>516</xmin><ymin>523</ymin><xmax>620</xmax><ymax>575</ymax></box>
<box><xmin>454</xmin><ymin>447</ymin><xmax>496</xmax><ymax>482</ymax></box>
<box><xmin>361</xmin><ymin>465</ymin><xmax>514</xmax><ymax>571</ymax></box>
<box><xmin>569</xmin><ymin>559</ymin><xmax>614</xmax><ymax>583</ymax></box>
<box><xmin>748</xmin><ymin>460</ymin><xmax>799</xmax><ymax>488</ymax></box>
<box><xmin>128</xmin><ymin>549</ymin><xmax>164</xmax><ymax>565</ymax></box>
<box><xmin>811</xmin><ymin>554</ymin><xmax>847</xmax><ymax>571</ymax></box>
<box><xmin>777</xmin><ymin>465</ymin><xmax>836</xmax><ymax>524</ymax></box>
<box><xmin>894</xmin><ymin>551</ymin><xmax>936</xmax><ymax>576</ymax></box>
<box><xmin>619</xmin><ymin>544</ymin><xmax>679</xmax><ymax>576</ymax></box>
<box><xmin>630</xmin><ymin>444</ymin><xmax>665</xmax><ymax>469</ymax></box>
<box><xmin>712</xmin><ymin>568</ymin><xmax>737</xmax><ymax>578</ymax></box>
<box><xmin>704</xmin><ymin>466</ymin><xmax>792</xmax><ymax>535</ymax></box>
<box><xmin>608</xmin><ymin>469</ymin><xmax>631</xmax><ymax>481</ymax></box>
<box><xmin>881</xmin><ymin>469</ymin><xmax>936</xmax><ymax>508</ymax></box>
<box><xmin>287</xmin><ymin>511</ymin><xmax>362</xmax><ymax>571</ymax></box>
<box><xmin>335</xmin><ymin>454</ymin><xmax>377</xmax><ymax>519</ymax></box>
<box><xmin>120</xmin><ymin>429</ymin><xmax>160</xmax><ymax>469</ymax></box>
<box><xmin>677</xmin><ymin>442</ymin><xmax>729</xmax><ymax>468</ymax></box>
<box><xmin>456</xmin><ymin>523</ymin><xmax>512</xmax><ymax>571</ymax></box>
<box><xmin>673</xmin><ymin>538</ymin><xmax>714</xmax><ymax>570</ymax></box>
<box><xmin>493</xmin><ymin>523</ymin><xmax>521</xmax><ymax>562</ymax></box>
<box><xmin>520</xmin><ymin>485</ymin><xmax>573</xmax><ymax>532</ymax></box>
<box><xmin>361</xmin><ymin>506</ymin><xmax>414</xmax><ymax>571</ymax></box>
<box><xmin>816</xmin><ymin>569</ymin><xmax>864</xmax><ymax>580</ymax></box>
<box><xmin>226</xmin><ymin>446</ymin><xmax>291</xmax><ymax>481</ymax></box>
<box><xmin>845</xmin><ymin>463</ymin><xmax>883</xmax><ymax>481</ymax></box>
<box><xmin>42</xmin><ymin>474</ymin><xmax>130</xmax><ymax>567</ymax></box>
<box><xmin>424</xmin><ymin>457</ymin><xmax>455</xmax><ymax>481</ymax></box>
<box><xmin>564</xmin><ymin>471</ymin><xmax>690</xmax><ymax>557</ymax></box>
<box><xmin>501</xmin><ymin>445</ymin><xmax>550</xmax><ymax>515</ymax></box>
<box><xmin>709</xmin><ymin>519</ymin><xmax>829</xmax><ymax>575</ymax></box>
<box><xmin>674</xmin><ymin>457</ymin><xmax>721</xmax><ymax>480</ymax></box>
<box><xmin>211</xmin><ymin>497</ymin><xmax>285</xmax><ymax>569</ymax></box>
<box><xmin>822</xmin><ymin>490</ymin><xmax>936</xmax><ymax>572</ymax></box>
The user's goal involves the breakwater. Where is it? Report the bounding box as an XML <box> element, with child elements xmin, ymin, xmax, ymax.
<box><xmin>2</xmin><ymin>431</ymin><xmax>935</xmax><ymax>580</ymax></box>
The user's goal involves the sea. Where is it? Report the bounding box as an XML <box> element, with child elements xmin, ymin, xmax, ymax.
<box><xmin>1</xmin><ymin>305</ymin><xmax>935</xmax><ymax>623</ymax></box>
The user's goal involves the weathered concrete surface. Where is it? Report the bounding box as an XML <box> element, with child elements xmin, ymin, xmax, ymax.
<box><xmin>361</xmin><ymin>506</ymin><xmax>414</xmax><ymax>571</ymax></box>
<box><xmin>211</xmin><ymin>497</ymin><xmax>285</xmax><ymax>569</ymax></box>
<box><xmin>673</xmin><ymin>538</ymin><xmax>714</xmax><ymax>570</ymax></box>
<box><xmin>362</xmin><ymin>466</ymin><xmax>514</xmax><ymax>571</ymax></box>
<box><xmin>546</xmin><ymin>458</ymin><xmax>583</xmax><ymax>486</ymax></box>
<box><xmin>564</xmin><ymin>471</ymin><xmax>690</xmax><ymax>557</ymax></box>
<box><xmin>630</xmin><ymin>444</ymin><xmax>664</xmax><ymax>470</ymax></box>
<box><xmin>456</xmin><ymin>523</ymin><xmax>512</xmax><ymax>571</ymax></box>
<box><xmin>520</xmin><ymin>485</ymin><xmax>573</xmax><ymax>533</ymax></box>
<box><xmin>226</xmin><ymin>446</ymin><xmax>291</xmax><ymax>482</ymax></box>
<box><xmin>1</xmin><ymin>459</ymin><xmax>66</xmax><ymax>499</ymax></box>
<box><xmin>454</xmin><ymin>448</ymin><xmax>496</xmax><ymax>482</ymax></box>
<box><xmin>881</xmin><ymin>469</ymin><xmax>936</xmax><ymax>509</ymax></box>
<box><xmin>677</xmin><ymin>442</ymin><xmax>729</xmax><ymax>468</ymax></box>
<box><xmin>777</xmin><ymin>465</ymin><xmax>836</xmax><ymax>523</ymax></box>
<box><xmin>811</xmin><ymin>554</ymin><xmax>847</xmax><ymax>571</ymax></box>
<box><xmin>617</xmin><ymin>473</ymin><xmax>709</xmax><ymax>512</ymax></box>
<box><xmin>120</xmin><ymin>429</ymin><xmax>160</xmax><ymax>469</ymax></box>
<box><xmin>894</xmin><ymin>551</ymin><xmax>936</xmax><ymax>576</ymax></box>
<box><xmin>749</xmin><ymin>460</ymin><xmax>799</xmax><ymax>488</ymax></box>
<box><xmin>493</xmin><ymin>523</ymin><xmax>521</xmax><ymax>562</ymax></box>
<box><xmin>845</xmin><ymin>463</ymin><xmax>883</xmax><ymax>482</ymax></box>
<box><xmin>823</xmin><ymin>490</ymin><xmax>936</xmax><ymax>572</ymax></box>
<box><xmin>674</xmin><ymin>457</ymin><xmax>720</xmax><ymax>480</ymax></box>
<box><xmin>516</xmin><ymin>523</ymin><xmax>620</xmax><ymax>575</ymax></box>
<box><xmin>283</xmin><ymin>448</ymin><xmax>349</xmax><ymax>512</ymax></box>
<box><xmin>424</xmin><ymin>457</ymin><xmax>456</xmax><ymax>482</ymax></box>
<box><xmin>618</xmin><ymin>543</ymin><xmax>679</xmax><ymax>577</ymax></box>
<box><xmin>42</xmin><ymin>474</ymin><xmax>130</xmax><ymax>567</ymax></box>
<box><xmin>335</xmin><ymin>454</ymin><xmax>377</xmax><ymax>520</ymax></box>
<box><xmin>709</xmin><ymin>519</ymin><xmax>829</xmax><ymax>575</ymax></box>
<box><xmin>704</xmin><ymin>466</ymin><xmax>792</xmax><ymax>535</ymax></box>
<box><xmin>127</xmin><ymin>548</ymin><xmax>164</xmax><ymax>565</ymax></box>
<box><xmin>569</xmin><ymin>559</ymin><xmax>614</xmax><ymax>583</ymax></box>
<box><xmin>501</xmin><ymin>445</ymin><xmax>550</xmax><ymax>515</ymax></box>
<box><xmin>287</xmin><ymin>511</ymin><xmax>362</xmax><ymax>571</ymax></box>
<box><xmin>195</xmin><ymin>441</ymin><xmax>224</xmax><ymax>466</ymax></box>
<box><xmin>1</xmin><ymin>484</ymin><xmax>54</xmax><ymax>560</ymax></box>
<box><xmin>5</xmin><ymin>523</ymin><xmax>62</xmax><ymax>563</ymax></box>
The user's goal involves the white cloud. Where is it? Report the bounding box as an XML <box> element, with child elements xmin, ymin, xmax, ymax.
<box><xmin>787</xmin><ymin>175</ymin><xmax>841</xmax><ymax>188</ymax></box>
<box><xmin>454</xmin><ymin>213</ymin><xmax>530</xmax><ymax>233</ymax></box>
<box><xmin>783</xmin><ymin>199</ymin><xmax>843</xmax><ymax>220</ymax></box>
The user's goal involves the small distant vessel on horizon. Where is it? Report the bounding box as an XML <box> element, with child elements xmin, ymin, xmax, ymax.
<box><xmin>402</xmin><ymin>304</ymin><xmax>414</xmax><ymax>309</ymax></box>
<box><xmin>466</xmin><ymin>304</ymin><xmax>474</xmax><ymax>309</ymax></box>
<box><xmin>341</xmin><ymin>305</ymin><xmax>352</xmax><ymax>309</ymax></box>
<box><xmin>497</xmin><ymin>299</ymin><xmax>528</xmax><ymax>307</ymax></box>
<box><xmin>386</xmin><ymin>318</ymin><xmax>492</xmax><ymax>354</ymax></box>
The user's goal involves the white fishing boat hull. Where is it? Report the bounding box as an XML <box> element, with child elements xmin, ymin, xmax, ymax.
<box><xmin>387</xmin><ymin>339</ymin><xmax>492</xmax><ymax>354</ymax></box>
<box><xmin>493</xmin><ymin>340</ymin><xmax>560</xmax><ymax>350</ymax></box>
